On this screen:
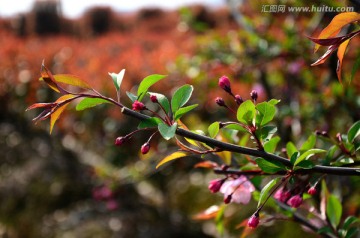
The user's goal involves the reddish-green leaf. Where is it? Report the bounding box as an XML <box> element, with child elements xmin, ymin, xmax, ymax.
<box><xmin>336</xmin><ymin>39</ymin><xmax>351</xmax><ymax>83</ymax></box>
<box><xmin>40</xmin><ymin>62</ymin><xmax>61</xmax><ymax>93</ymax></box>
<box><xmin>49</xmin><ymin>94</ymin><xmax>76</xmax><ymax>134</ymax></box>
<box><xmin>156</xmin><ymin>151</ymin><xmax>188</xmax><ymax>169</ymax></box>
<box><xmin>54</xmin><ymin>74</ymin><xmax>92</xmax><ymax>90</ymax></box>
<box><xmin>314</xmin><ymin>12</ymin><xmax>360</xmax><ymax>52</ymax></box>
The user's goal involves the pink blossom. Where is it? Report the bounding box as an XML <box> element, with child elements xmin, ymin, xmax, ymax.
<box><xmin>106</xmin><ymin>199</ymin><xmax>119</xmax><ymax>211</ymax></box>
<box><xmin>219</xmin><ymin>176</ymin><xmax>255</xmax><ymax>204</ymax></box>
<box><xmin>287</xmin><ymin>194</ymin><xmax>303</xmax><ymax>208</ymax></box>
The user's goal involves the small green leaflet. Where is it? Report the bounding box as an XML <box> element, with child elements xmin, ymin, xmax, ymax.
<box><xmin>237</xmin><ymin>100</ymin><xmax>256</xmax><ymax>125</ymax></box>
<box><xmin>76</xmin><ymin>98</ymin><xmax>110</xmax><ymax>111</ymax></box>
<box><xmin>294</xmin><ymin>149</ymin><xmax>326</xmax><ymax>166</ymax></box>
<box><xmin>327</xmin><ymin>194</ymin><xmax>342</xmax><ymax>228</ymax></box>
<box><xmin>208</xmin><ymin>122</ymin><xmax>220</xmax><ymax>138</ymax></box>
<box><xmin>257</xmin><ymin>177</ymin><xmax>281</xmax><ymax>208</ymax></box>
<box><xmin>138</xmin><ymin>117</ymin><xmax>162</xmax><ymax>129</ymax></box>
<box><xmin>108</xmin><ymin>69</ymin><xmax>125</xmax><ymax>91</ymax></box>
<box><xmin>268</xmin><ymin>99</ymin><xmax>280</xmax><ymax>105</ymax></box>
<box><xmin>174</xmin><ymin>104</ymin><xmax>198</xmax><ymax>121</ymax></box>
<box><xmin>300</xmin><ymin>134</ymin><xmax>316</xmax><ymax>151</ymax></box>
<box><xmin>286</xmin><ymin>141</ymin><xmax>298</xmax><ymax>158</ymax></box>
<box><xmin>264</xmin><ymin>136</ymin><xmax>281</xmax><ymax>153</ymax></box>
<box><xmin>158</xmin><ymin>122</ymin><xmax>177</xmax><ymax>140</ymax></box>
<box><xmin>126</xmin><ymin>91</ymin><xmax>137</xmax><ymax>102</ymax></box>
<box><xmin>171</xmin><ymin>84</ymin><xmax>194</xmax><ymax>113</ymax></box>
<box><xmin>156</xmin><ymin>151</ymin><xmax>188</xmax><ymax>169</ymax></box>
<box><xmin>137</xmin><ymin>74</ymin><xmax>167</xmax><ymax>101</ymax></box>
<box><xmin>255</xmin><ymin>102</ymin><xmax>276</xmax><ymax>126</ymax></box>
<box><xmin>255</xmin><ymin>158</ymin><xmax>286</xmax><ymax>173</ymax></box>
<box><xmin>348</xmin><ymin>120</ymin><xmax>360</xmax><ymax>143</ymax></box>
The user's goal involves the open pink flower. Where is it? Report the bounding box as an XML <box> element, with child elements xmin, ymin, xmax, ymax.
<box><xmin>219</xmin><ymin>176</ymin><xmax>255</xmax><ymax>204</ymax></box>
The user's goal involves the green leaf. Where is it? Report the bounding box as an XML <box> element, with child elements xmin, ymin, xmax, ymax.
<box><xmin>300</xmin><ymin>134</ymin><xmax>316</xmax><ymax>151</ymax></box>
<box><xmin>268</xmin><ymin>99</ymin><xmax>281</xmax><ymax>105</ymax></box>
<box><xmin>345</xmin><ymin>227</ymin><xmax>359</xmax><ymax>238</ymax></box>
<box><xmin>208</xmin><ymin>122</ymin><xmax>220</xmax><ymax>138</ymax></box>
<box><xmin>256</xmin><ymin>102</ymin><xmax>276</xmax><ymax>126</ymax></box>
<box><xmin>317</xmin><ymin>226</ymin><xmax>333</xmax><ymax>235</ymax></box>
<box><xmin>158</xmin><ymin>122</ymin><xmax>177</xmax><ymax>140</ymax></box>
<box><xmin>215</xmin><ymin>205</ymin><xmax>225</xmax><ymax>235</ymax></box>
<box><xmin>290</xmin><ymin>152</ymin><xmax>300</xmax><ymax>165</ymax></box>
<box><xmin>148</xmin><ymin>92</ymin><xmax>170</xmax><ymax>114</ymax></box>
<box><xmin>76</xmin><ymin>98</ymin><xmax>110</xmax><ymax>111</ymax></box>
<box><xmin>257</xmin><ymin>177</ymin><xmax>281</xmax><ymax>208</ymax></box>
<box><xmin>108</xmin><ymin>69</ymin><xmax>125</xmax><ymax>91</ymax></box>
<box><xmin>174</xmin><ymin>104</ymin><xmax>198</xmax><ymax>121</ymax></box>
<box><xmin>156</xmin><ymin>151</ymin><xmax>188</xmax><ymax>169</ymax></box>
<box><xmin>126</xmin><ymin>91</ymin><xmax>137</xmax><ymax>102</ymax></box>
<box><xmin>350</xmin><ymin>54</ymin><xmax>360</xmax><ymax>82</ymax></box>
<box><xmin>138</xmin><ymin>117</ymin><xmax>162</xmax><ymax>129</ymax></box>
<box><xmin>264</xmin><ymin>136</ymin><xmax>281</xmax><ymax>153</ymax></box>
<box><xmin>348</xmin><ymin>121</ymin><xmax>360</xmax><ymax>143</ymax></box>
<box><xmin>343</xmin><ymin>216</ymin><xmax>359</xmax><ymax>230</ymax></box>
<box><xmin>255</xmin><ymin>158</ymin><xmax>286</xmax><ymax>173</ymax></box>
<box><xmin>294</xmin><ymin>149</ymin><xmax>326</xmax><ymax>166</ymax></box>
<box><xmin>294</xmin><ymin>160</ymin><xmax>315</xmax><ymax>169</ymax></box>
<box><xmin>223</xmin><ymin>123</ymin><xmax>248</xmax><ymax>133</ymax></box>
<box><xmin>171</xmin><ymin>84</ymin><xmax>193</xmax><ymax>113</ymax></box>
<box><xmin>286</xmin><ymin>142</ymin><xmax>298</xmax><ymax>158</ymax></box>
<box><xmin>137</xmin><ymin>74</ymin><xmax>167</xmax><ymax>101</ymax></box>
<box><xmin>259</xmin><ymin>125</ymin><xmax>277</xmax><ymax>141</ymax></box>
<box><xmin>237</xmin><ymin>100</ymin><xmax>256</xmax><ymax>125</ymax></box>
<box><xmin>327</xmin><ymin>194</ymin><xmax>342</xmax><ymax>228</ymax></box>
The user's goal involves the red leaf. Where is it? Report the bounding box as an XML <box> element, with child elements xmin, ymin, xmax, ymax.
<box><xmin>40</xmin><ymin>61</ymin><xmax>63</xmax><ymax>93</ymax></box>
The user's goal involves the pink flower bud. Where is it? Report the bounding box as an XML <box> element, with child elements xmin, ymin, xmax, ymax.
<box><xmin>208</xmin><ymin>179</ymin><xmax>224</xmax><ymax>193</ymax></box>
<box><xmin>287</xmin><ymin>194</ymin><xmax>303</xmax><ymax>208</ymax></box>
<box><xmin>141</xmin><ymin>142</ymin><xmax>150</xmax><ymax>154</ymax></box>
<box><xmin>247</xmin><ymin>213</ymin><xmax>260</xmax><ymax>229</ymax></box>
<box><xmin>250</xmin><ymin>90</ymin><xmax>258</xmax><ymax>101</ymax></box>
<box><xmin>106</xmin><ymin>199</ymin><xmax>119</xmax><ymax>211</ymax></box>
<box><xmin>132</xmin><ymin>100</ymin><xmax>146</xmax><ymax>111</ymax></box>
<box><xmin>308</xmin><ymin>187</ymin><xmax>317</xmax><ymax>195</ymax></box>
<box><xmin>215</xmin><ymin>97</ymin><xmax>226</xmax><ymax>107</ymax></box>
<box><xmin>115</xmin><ymin>136</ymin><xmax>126</xmax><ymax>146</ymax></box>
<box><xmin>274</xmin><ymin>188</ymin><xmax>291</xmax><ymax>203</ymax></box>
<box><xmin>218</xmin><ymin>75</ymin><xmax>231</xmax><ymax>93</ymax></box>
<box><xmin>150</xmin><ymin>94</ymin><xmax>158</xmax><ymax>103</ymax></box>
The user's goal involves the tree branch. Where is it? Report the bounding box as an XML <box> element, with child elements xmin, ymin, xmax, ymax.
<box><xmin>121</xmin><ymin>107</ymin><xmax>360</xmax><ymax>176</ymax></box>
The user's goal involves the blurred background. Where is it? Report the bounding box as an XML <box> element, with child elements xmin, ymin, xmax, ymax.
<box><xmin>0</xmin><ymin>0</ymin><xmax>359</xmax><ymax>237</ymax></box>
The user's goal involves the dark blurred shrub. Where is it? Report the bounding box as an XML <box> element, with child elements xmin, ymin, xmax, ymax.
<box><xmin>31</xmin><ymin>0</ymin><xmax>61</xmax><ymax>35</ymax></box>
<box><xmin>84</xmin><ymin>7</ymin><xmax>113</xmax><ymax>35</ymax></box>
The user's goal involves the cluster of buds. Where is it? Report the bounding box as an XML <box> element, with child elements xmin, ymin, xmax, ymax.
<box><xmin>114</xmin><ymin>130</ymin><xmax>154</xmax><ymax>155</ymax></box>
<box><xmin>216</xmin><ymin>75</ymin><xmax>259</xmax><ymax>110</ymax></box>
<box><xmin>92</xmin><ymin>185</ymin><xmax>119</xmax><ymax>211</ymax></box>
<box><xmin>274</xmin><ymin>187</ymin><xmax>303</xmax><ymax>208</ymax></box>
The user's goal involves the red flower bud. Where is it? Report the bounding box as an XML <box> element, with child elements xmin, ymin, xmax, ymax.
<box><xmin>115</xmin><ymin>136</ymin><xmax>126</xmax><ymax>146</ymax></box>
<box><xmin>150</xmin><ymin>94</ymin><xmax>158</xmax><ymax>103</ymax></box>
<box><xmin>274</xmin><ymin>188</ymin><xmax>291</xmax><ymax>203</ymax></box>
<box><xmin>250</xmin><ymin>90</ymin><xmax>258</xmax><ymax>102</ymax></box>
<box><xmin>215</xmin><ymin>97</ymin><xmax>226</xmax><ymax>107</ymax></box>
<box><xmin>218</xmin><ymin>75</ymin><xmax>232</xmax><ymax>93</ymax></box>
<box><xmin>308</xmin><ymin>187</ymin><xmax>317</xmax><ymax>195</ymax></box>
<box><xmin>132</xmin><ymin>100</ymin><xmax>146</xmax><ymax>111</ymax></box>
<box><xmin>287</xmin><ymin>194</ymin><xmax>303</xmax><ymax>208</ymax></box>
<box><xmin>224</xmin><ymin>194</ymin><xmax>232</xmax><ymax>204</ymax></box>
<box><xmin>141</xmin><ymin>142</ymin><xmax>150</xmax><ymax>154</ymax></box>
<box><xmin>247</xmin><ymin>213</ymin><xmax>260</xmax><ymax>229</ymax></box>
<box><xmin>208</xmin><ymin>179</ymin><xmax>224</xmax><ymax>193</ymax></box>
<box><xmin>235</xmin><ymin>95</ymin><xmax>243</xmax><ymax>105</ymax></box>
